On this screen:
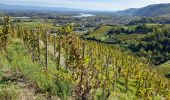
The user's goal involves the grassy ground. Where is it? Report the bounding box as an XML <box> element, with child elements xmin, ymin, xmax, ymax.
<box><xmin>157</xmin><ymin>61</ymin><xmax>170</xmax><ymax>76</ymax></box>
<box><xmin>84</xmin><ymin>26</ymin><xmax>114</xmax><ymax>40</ymax></box>
<box><xmin>0</xmin><ymin>39</ymin><xmax>73</xmax><ymax>100</ymax></box>
<box><xmin>114</xmin><ymin>34</ymin><xmax>145</xmax><ymax>41</ymax></box>
<box><xmin>0</xmin><ymin>49</ymin><xmax>48</xmax><ymax>100</ymax></box>
<box><xmin>84</xmin><ymin>25</ymin><xmax>146</xmax><ymax>44</ymax></box>
<box><xmin>102</xmin><ymin>38</ymin><xmax>118</xmax><ymax>43</ymax></box>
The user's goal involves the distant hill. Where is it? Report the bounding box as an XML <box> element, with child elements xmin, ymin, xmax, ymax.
<box><xmin>116</xmin><ymin>8</ymin><xmax>138</xmax><ymax>16</ymax></box>
<box><xmin>0</xmin><ymin>4</ymin><xmax>81</xmax><ymax>12</ymax></box>
<box><xmin>117</xmin><ymin>3</ymin><xmax>170</xmax><ymax>17</ymax></box>
<box><xmin>1</xmin><ymin>3</ymin><xmax>170</xmax><ymax>17</ymax></box>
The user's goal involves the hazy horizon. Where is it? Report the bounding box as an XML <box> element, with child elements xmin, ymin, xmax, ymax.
<box><xmin>0</xmin><ymin>0</ymin><xmax>170</xmax><ymax>11</ymax></box>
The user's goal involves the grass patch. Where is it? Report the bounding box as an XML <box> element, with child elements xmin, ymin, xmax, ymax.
<box><xmin>85</xmin><ymin>26</ymin><xmax>114</xmax><ymax>40</ymax></box>
<box><xmin>114</xmin><ymin>34</ymin><xmax>145</xmax><ymax>41</ymax></box>
<box><xmin>103</xmin><ymin>38</ymin><xmax>118</xmax><ymax>43</ymax></box>
<box><xmin>0</xmin><ymin>83</ymin><xmax>21</xmax><ymax>100</ymax></box>
<box><xmin>5</xmin><ymin>39</ymin><xmax>74</xmax><ymax>99</ymax></box>
<box><xmin>157</xmin><ymin>61</ymin><xmax>170</xmax><ymax>76</ymax></box>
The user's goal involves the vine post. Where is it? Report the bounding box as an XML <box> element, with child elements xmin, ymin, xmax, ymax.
<box><xmin>45</xmin><ymin>30</ymin><xmax>49</xmax><ymax>69</ymax></box>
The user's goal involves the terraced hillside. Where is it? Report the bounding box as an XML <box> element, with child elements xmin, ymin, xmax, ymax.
<box><xmin>0</xmin><ymin>17</ymin><xmax>169</xmax><ymax>100</ymax></box>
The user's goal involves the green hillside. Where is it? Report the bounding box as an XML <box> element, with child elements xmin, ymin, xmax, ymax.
<box><xmin>84</xmin><ymin>24</ymin><xmax>152</xmax><ymax>43</ymax></box>
<box><xmin>84</xmin><ymin>26</ymin><xmax>114</xmax><ymax>40</ymax></box>
<box><xmin>84</xmin><ymin>24</ymin><xmax>170</xmax><ymax>66</ymax></box>
<box><xmin>0</xmin><ymin>17</ymin><xmax>169</xmax><ymax>99</ymax></box>
<box><xmin>157</xmin><ymin>61</ymin><xmax>170</xmax><ymax>78</ymax></box>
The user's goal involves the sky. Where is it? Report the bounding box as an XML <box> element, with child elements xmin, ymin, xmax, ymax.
<box><xmin>0</xmin><ymin>0</ymin><xmax>170</xmax><ymax>11</ymax></box>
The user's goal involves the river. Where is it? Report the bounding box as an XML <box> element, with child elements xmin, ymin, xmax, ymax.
<box><xmin>74</xmin><ymin>13</ymin><xmax>95</xmax><ymax>17</ymax></box>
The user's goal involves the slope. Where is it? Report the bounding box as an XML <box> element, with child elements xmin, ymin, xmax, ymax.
<box><xmin>157</xmin><ymin>61</ymin><xmax>170</xmax><ymax>78</ymax></box>
<box><xmin>117</xmin><ymin>3</ymin><xmax>170</xmax><ymax>17</ymax></box>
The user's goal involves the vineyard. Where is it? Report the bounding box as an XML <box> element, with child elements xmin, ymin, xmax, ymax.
<box><xmin>0</xmin><ymin>16</ymin><xmax>170</xmax><ymax>100</ymax></box>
